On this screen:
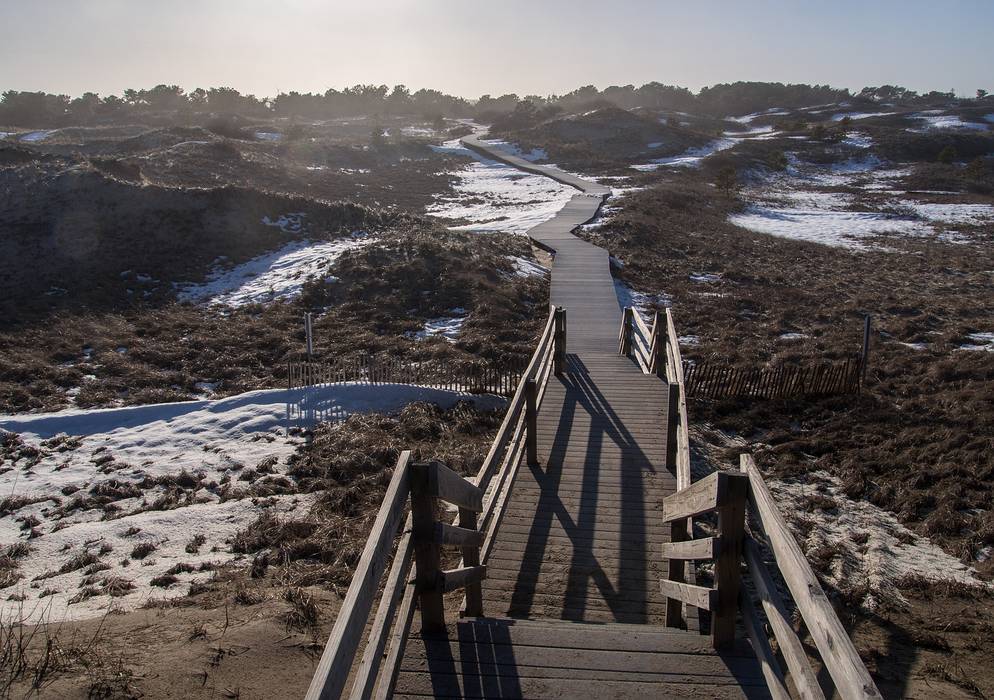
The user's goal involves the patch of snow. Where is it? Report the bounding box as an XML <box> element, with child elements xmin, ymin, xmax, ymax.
<box><xmin>689</xmin><ymin>273</ymin><xmax>722</xmax><ymax>284</ymax></box>
<box><xmin>261</xmin><ymin>212</ymin><xmax>306</xmax><ymax>233</ymax></box>
<box><xmin>481</xmin><ymin>139</ymin><xmax>547</xmax><ymax>162</ymax></box>
<box><xmin>770</xmin><ymin>470</ymin><xmax>984</xmax><ymax>611</ymax></box>
<box><xmin>842</xmin><ymin>131</ymin><xmax>874</xmax><ymax>148</ymax></box>
<box><xmin>413</xmin><ymin>312</ymin><xmax>466</xmax><ymax>343</ymax></box>
<box><xmin>912</xmin><ymin>114</ymin><xmax>989</xmax><ymax>131</ymax></box>
<box><xmin>427</xmin><ymin>138</ymin><xmax>575</xmax><ymax>234</ymax></box>
<box><xmin>647</xmin><ymin>141</ymin><xmax>663</xmax><ymax>149</ymax></box>
<box><xmin>960</xmin><ymin>332</ymin><xmax>994</xmax><ymax>351</ymax></box>
<box><xmin>255</xmin><ymin>131</ymin><xmax>282</xmax><ymax>141</ymax></box>
<box><xmin>0</xmin><ymin>383</ymin><xmax>506</xmax><ymax>621</ymax></box>
<box><xmin>507</xmin><ymin>256</ymin><xmax>548</xmax><ymax>278</ymax></box>
<box><xmin>193</xmin><ymin>381</ymin><xmax>219</xmax><ymax>397</ymax></box>
<box><xmin>20</xmin><ymin>130</ymin><xmax>54</xmax><ymax>142</ymax></box>
<box><xmin>400</xmin><ymin>126</ymin><xmax>435</xmax><ymax>137</ymax></box>
<box><xmin>613</xmin><ymin>279</ymin><xmax>669</xmax><ymax>319</ymax></box>
<box><xmin>728</xmin><ymin>109</ymin><xmax>790</xmax><ymax>125</ymax></box>
<box><xmin>631</xmin><ymin>138</ymin><xmax>738</xmax><ymax>171</ymax></box>
<box><xmin>723</xmin><ymin>125</ymin><xmax>775</xmax><ymax>137</ymax></box>
<box><xmin>898</xmin><ymin>342</ymin><xmax>928</xmax><ymax>351</ymax></box>
<box><xmin>778</xmin><ymin>332</ymin><xmax>809</xmax><ymax>341</ymax></box>
<box><xmin>829</xmin><ymin>111</ymin><xmax>892</xmax><ymax>121</ymax></box>
<box><xmin>178</xmin><ymin>235</ymin><xmax>371</xmax><ymax>307</ymax></box>
<box><xmin>897</xmin><ymin>200</ymin><xmax>994</xmax><ymax>225</ymax></box>
<box><xmin>679</xmin><ymin>335</ymin><xmax>700</xmax><ymax>346</ymax></box>
<box><xmin>729</xmin><ymin>204</ymin><xmax>931</xmax><ymax>250</ymax></box>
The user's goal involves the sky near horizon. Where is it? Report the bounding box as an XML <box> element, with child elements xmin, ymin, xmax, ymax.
<box><xmin>1</xmin><ymin>0</ymin><xmax>991</xmax><ymax>99</ymax></box>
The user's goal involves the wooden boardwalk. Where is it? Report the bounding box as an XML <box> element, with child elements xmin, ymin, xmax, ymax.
<box><xmin>391</xmin><ymin>139</ymin><xmax>771</xmax><ymax>697</ymax></box>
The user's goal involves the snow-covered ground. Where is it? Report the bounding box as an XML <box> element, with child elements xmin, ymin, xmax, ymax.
<box><xmin>960</xmin><ymin>332</ymin><xmax>994</xmax><ymax>351</ymax></box>
<box><xmin>730</xmin><ymin>154</ymin><xmax>994</xmax><ymax>249</ymax></box>
<box><xmin>911</xmin><ymin>113</ymin><xmax>990</xmax><ymax>131</ymax></box>
<box><xmin>427</xmin><ymin>138</ymin><xmax>575</xmax><ymax>234</ymax></box>
<box><xmin>20</xmin><ymin>130</ymin><xmax>54</xmax><ymax>142</ymax></box>
<box><xmin>178</xmin><ymin>235</ymin><xmax>371</xmax><ymax>306</ymax></box>
<box><xmin>829</xmin><ymin>111</ymin><xmax>892</xmax><ymax>121</ymax></box>
<box><xmin>0</xmin><ymin>384</ymin><xmax>505</xmax><ymax>621</ymax></box>
<box><xmin>631</xmin><ymin>138</ymin><xmax>738</xmax><ymax>171</ymax></box>
<box><xmin>770</xmin><ymin>470</ymin><xmax>984</xmax><ymax>610</ymax></box>
<box><xmin>254</xmin><ymin>130</ymin><xmax>282</xmax><ymax>141</ymax></box>
<box><xmin>479</xmin><ymin>138</ymin><xmax>548</xmax><ymax>162</ymax></box>
<box><xmin>411</xmin><ymin>310</ymin><xmax>467</xmax><ymax>342</ymax></box>
<box><xmin>507</xmin><ymin>255</ymin><xmax>549</xmax><ymax>278</ymax></box>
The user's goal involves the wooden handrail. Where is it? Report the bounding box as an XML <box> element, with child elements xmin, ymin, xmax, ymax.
<box><xmin>305</xmin><ymin>451</ymin><xmax>413</xmax><ymax>700</ymax></box>
<box><xmin>308</xmin><ymin>306</ymin><xmax>568</xmax><ymax>699</ymax></box>
<box><xmin>740</xmin><ymin>455</ymin><xmax>882</xmax><ymax>700</ymax></box>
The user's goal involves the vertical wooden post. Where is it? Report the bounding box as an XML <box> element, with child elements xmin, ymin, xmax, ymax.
<box><xmin>459</xmin><ymin>507</ymin><xmax>483</xmax><ymax>617</ymax></box>
<box><xmin>525</xmin><ymin>378</ymin><xmax>538</xmax><ymax>467</ymax></box>
<box><xmin>618</xmin><ymin>307</ymin><xmax>633</xmax><ymax>355</ymax></box>
<box><xmin>861</xmin><ymin>314</ymin><xmax>871</xmax><ymax>385</ymax></box>
<box><xmin>712</xmin><ymin>475</ymin><xmax>748</xmax><ymax>650</ymax></box>
<box><xmin>305</xmin><ymin>312</ymin><xmax>313</xmax><ymax>360</ymax></box>
<box><xmin>666</xmin><ymin>516</ymin><xmax>687</xmax><ymax>629</ymax></box>
<box><xmin>553</xmin><ymin>306</ymin><xmax>567</xmax><ymax>375</ymax></box>
<box><xmin>410</xmin><ymin>463</ymin><xmax>444</xmax><ymax>632</ymax></box>
<box><xmin>665</xmin><ymin>383</ymin><xmax>680</xmax><ymax>473</ymax></box>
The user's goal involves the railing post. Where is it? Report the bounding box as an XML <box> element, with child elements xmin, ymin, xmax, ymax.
<box><xmin>860</xmin><ymin>314</ymin><xmax>871</xmax><ymax>387</ymax></box>
<box><xmin>665</xmin><ymin>383</ymin><xmax>680</xmax><ymax>473</ymax></box>
<box><xmin>618</xmin><ymin>307</ymin><xmax>633</xmax><ymax>355</ymax></box>
<box><xmin>665</xmin><ymin>379</ymin><xmax>686</xmax><ymax>629</ymax></box>
<box><xmin>525</xmin><ymin>378</ymin><xmax>538</xmax><ymax>467</ymax></box>
<box><xmin>459</xmin><ymin>507</ymin><xmax>484</xmax><ymax>617</ymax></box>
<box><xmin>410</xmin><ymin>462</ymin><xmax>445</xmax><ymax>632</ymax></box>
<box><xmin>553</xmin><ymin>306</ymin><xmax>567</xmax><ymax>375</ymax></box>
<box><xmin>712</xmin><ymin>474</ymin><xmax>748</xmax><ymax>650</ymax></box>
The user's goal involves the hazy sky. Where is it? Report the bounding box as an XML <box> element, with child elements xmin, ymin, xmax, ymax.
<box><xmin>2</xmin><ymin>0</ymin><xmax>991</xmax><ymax>99</ymax></box>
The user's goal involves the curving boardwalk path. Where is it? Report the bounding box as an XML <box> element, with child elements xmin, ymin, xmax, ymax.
<box><xmin>393</xmin><ymin>137</ymin><xmax>769</xmax><ymax>698</ymax></box>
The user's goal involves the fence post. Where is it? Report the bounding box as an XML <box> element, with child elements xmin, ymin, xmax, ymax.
<box><xmin>861</xmin><ymin>314</ymin><xmax>871</xmax><ymax>386</ymax></box>
<box><xmin>553</xmin><ymin>306</ymin><xmax>567</xmax><ymax>375</ymax></box>
<box><xmin>711</xmin><ymin>474</ymin><xmax>748</xmax><ymax>650</ymax></box>
<box><xmin>459</xmin><ymin>507</ymin><xmax>484</xmax><ymax>617</ymax></box>
<box><xmin>304</xmin><ymin>312</ymin><xmax>313</xmax><ymax>360</ymax></box>
<box><xmin>525</xmin><ymin>378</ymin><xmax>539</xmax><ymax>467</ymax></box>
<box><xmin>618</xmin><ymin>307</ymin><xmax>633</xmax><ymax>356</ymax></box>
<box><xmin>411</xmin><ymin>462</ymin><xmax>445</xmax><ymax>632</ymax></box>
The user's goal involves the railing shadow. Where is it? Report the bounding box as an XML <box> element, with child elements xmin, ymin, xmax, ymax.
<box><xmin>507</xmin><ymin>353</ymin><xmax>662</xmax><ymax>624</ymax></box>
<box><xmin>421</xmin><ymin>619</ymin><xmax>523</xmax><ymax>698</ymax></box>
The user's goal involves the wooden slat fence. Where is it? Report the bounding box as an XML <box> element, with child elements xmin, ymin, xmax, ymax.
<box><xmin>683</xmin><ymin>356</ymin><xmax>862</xmax><ymax>400</ymax></box>
<box><xmin>287</xmin><ymin>354</ymin><xmax>527</xmax><ymax>396</ymax></box>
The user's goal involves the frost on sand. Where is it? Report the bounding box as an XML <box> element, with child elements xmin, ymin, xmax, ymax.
<box><xmin>770</xmin><ymin>471</ymin><xmax>984</xmax><ymax>611</ymax></box>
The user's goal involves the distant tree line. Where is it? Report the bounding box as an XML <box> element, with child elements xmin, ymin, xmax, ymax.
<box><xmin>1</xmin><ymin>80</ymin><xmax>989</xmax><ymax>128</ymax></box>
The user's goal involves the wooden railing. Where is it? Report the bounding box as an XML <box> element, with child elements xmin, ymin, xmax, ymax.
<box><xmin>619</xmin><ymin>307</ymin><xmax>690</xmax><ymax>490</ymax></box>
<box><xmin>305</xmin><ymin>306</ymin><xmax>566</xmax><ymax>700</ymax></box>
<box><xmin>288</xmin><ymin>354</ymin><xmax>526</xmax><ymax>396</ymax></box>
<box><xmin>658</xmin><ymin>458</ymin><xmax>882</xmax><ymax>700</ymax></box>
<box><xmin>624</xmin><ymin>308</ymin><xmax>879</xmax><ymax>698</ymax></box>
